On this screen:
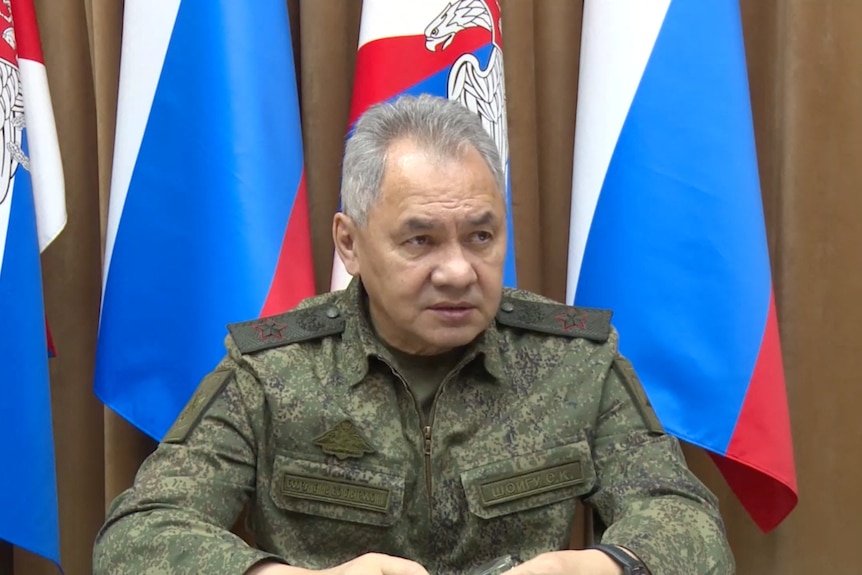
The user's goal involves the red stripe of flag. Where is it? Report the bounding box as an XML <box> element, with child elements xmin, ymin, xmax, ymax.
<box><xmin>45</xmin><ymin>319</ymin><xmax>55</xmax><ymax>357</ymax></box>
<box><xmin>349</xmin><ymin>27</ymin><xmax>488</xmax><ymax>124</ymax></box>
<box><xmin>10</xmin><ymin>0</ymin><xmax>44</xmax><ymax>63</ymax></box>
<box><xmin>713</xmin><ymin>291</ymin><xmax>797</xmax><ymax>531</ymax></box>
<box><xmin>260</xmin><ymin>172</ymin><xmax>315</xmax><ymax>316</ymax></box>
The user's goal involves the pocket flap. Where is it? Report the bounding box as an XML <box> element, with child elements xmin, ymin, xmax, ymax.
<box><xmin>460</xmin><ymin>441</ymin><xmax>596</xmax><ymax>520</ymax></box>
<box><xmin>270</xmin><ymin>454</ymin><xmax>405</xmax><ymax>527</ymax></box>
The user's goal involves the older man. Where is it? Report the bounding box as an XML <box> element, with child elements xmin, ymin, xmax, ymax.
<box><xmin>93</xmin><ymin>95</ymin><xmax>734</xmax><ymax>575</ymax></box>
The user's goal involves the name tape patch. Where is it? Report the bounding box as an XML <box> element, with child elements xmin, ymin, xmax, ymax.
<box><xmin>479</xmin><ymin>461</ymin><xmax>585</xmax><ymax>506</ymax></box>
<box><xmin>281</xmin><ymin>473</ymin><xmax>391</xmax><ymax>513</ymax></box>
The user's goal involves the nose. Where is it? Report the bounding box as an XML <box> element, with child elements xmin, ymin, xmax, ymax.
<box><xmin>430</xmin><ymin>244</ymin><xmax>478</xmax><ymax>289</ymax></box>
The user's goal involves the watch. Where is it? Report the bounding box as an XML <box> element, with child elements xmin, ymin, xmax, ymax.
<box><xmin>587</xmin><ymin>544</ymin><xmax>650</xmax><ymax>575</ymax></box>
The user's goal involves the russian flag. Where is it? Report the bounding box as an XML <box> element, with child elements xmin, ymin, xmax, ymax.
<box><xmin>331</xmin><ymin>0</ymin><xmax>517</xmax><ymax>290</ymax></box>
<box><xmin>95</xmin><ymin>0</ymin><xmax>315</xmax><ymax>441</ymax></box>
<box><xmin>0</xmin><ymin>0</ymin><xmax>66</xmax><ymax>565</ymax></box>
<box><xmin>567</xmin><ymin>0</ymin><xmax>797</xmax><ymax>532</ymax></box>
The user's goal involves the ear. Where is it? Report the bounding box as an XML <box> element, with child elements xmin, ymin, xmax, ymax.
<box><xmin>332</xmin><ymin>212</ymin><xmax>362</xmax><ymax>276</ymax></box>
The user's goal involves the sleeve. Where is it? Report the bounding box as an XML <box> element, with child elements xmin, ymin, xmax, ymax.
<box><xmin>92</xmin><ymin>355</ymin><xmax>287</xmax><ymax>575</ymax></box>
<box><xmin>584</xmin><ymin>353</ymin><xmax>736</xmax><ymax>575</ymax></box>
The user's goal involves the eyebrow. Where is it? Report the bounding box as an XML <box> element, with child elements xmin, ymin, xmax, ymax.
<box><xmin>399</xmin><ymin>211</ymin><xmax>499</xmax><ymax>233</ymax></box>
<box><xmin>400</xmin><ymin>217</ymin><xmax>438</xmax><ymax>232</ymax></box>
<box><xmin>465</xmin><ymin>211</ymin><xmax>498</xmax><ymax>227</ymax></box>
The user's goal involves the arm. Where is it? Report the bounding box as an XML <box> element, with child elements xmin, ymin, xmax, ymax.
<box><xmin>583</xmin><ymin>355</ymin><xmax>735</xmax><ymax>575</ymax></box>
<box><xmin>92</xmin><ymin>359</ymin><xmax>284</xmax><ymax>574</ymax></box>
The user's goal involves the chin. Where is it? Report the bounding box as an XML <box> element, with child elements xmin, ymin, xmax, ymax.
<box><xmin>428</xmin><ymin>327</ymin><xmax>483</xmax><ymax>349</ymax></box>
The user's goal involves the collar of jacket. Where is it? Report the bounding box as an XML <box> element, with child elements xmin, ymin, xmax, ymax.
<box><xmin>336</xmin><ymin>277</ymin><xmax>506</xmax><ymax>387</ymax></box>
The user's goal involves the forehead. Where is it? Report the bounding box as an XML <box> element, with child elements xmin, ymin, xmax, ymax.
<box><xmin>375</xmin><ymin>139</ymin><xmax>502</xmax><ymax>214</ymax></box>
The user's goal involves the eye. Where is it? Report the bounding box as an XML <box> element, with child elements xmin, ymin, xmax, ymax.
<box><xmin>471</xmin><ymin>231</ymin><xmax>493</xmax><ymax>243</ymax></box>
<box><xmin>432</xmin><ymin>27</ymin><xmax>439</xmax><ymax>35</ymax></box>
<box><xmin>406</xmin><ymin>235</ymin><xmax>431</xmax><ymax>246</ymax></box>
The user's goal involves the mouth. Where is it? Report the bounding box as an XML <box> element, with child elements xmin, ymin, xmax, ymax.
<box><xmin>429</xmin><ymin>303</ymin><xmax>476</xmax><ymax>322</ymax></box>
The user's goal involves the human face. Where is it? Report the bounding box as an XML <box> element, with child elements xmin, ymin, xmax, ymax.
<box><xmin>333</xmin><ymin>139</ymin><xmax>506</xmax><ymax>355</ymax></box>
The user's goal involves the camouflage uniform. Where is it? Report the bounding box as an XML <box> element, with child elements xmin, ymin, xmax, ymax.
<box><xmin>93</xmin><ymin>280</ymin><xmax>734</xmax><ymax>575</ymax></box>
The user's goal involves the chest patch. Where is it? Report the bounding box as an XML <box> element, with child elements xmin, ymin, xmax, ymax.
<box><xmin>478</xmin><ymin>460</ymin><xmax>586</xmax><ymax>506</ymax></box>
<box><xmin>312</xmin><ymin>420</ymin><xmax>376</xmax><ymax>460</ymax></box>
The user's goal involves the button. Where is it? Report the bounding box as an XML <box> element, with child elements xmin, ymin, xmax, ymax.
<box><xmin>500</xmin><ymin>302</ymin><xmax>514</xmax><ymax>313</ymax></box>
<box><xmin>325</xmin><ymin>307</ymin><xmax>341</xmax><ymax>319</ymax></box>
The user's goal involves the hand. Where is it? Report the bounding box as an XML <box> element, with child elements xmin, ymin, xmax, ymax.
<box><xmin>246</xmin><ymin>553</ymin><xmax>429</xmax><ymax>575</ymax></box>
<box><xmin>502</xmin><ymin>550</ymin><xmax>623</xmax><ymax>575</ymax></box>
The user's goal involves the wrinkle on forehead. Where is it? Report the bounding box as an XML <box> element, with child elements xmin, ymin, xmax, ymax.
<box><xmin>362</xmin><ymin>138</ymin><xmax>504</xmax><ymax>238</ymax></box>
<box><xmin>398</xmin><ymin>210</ymin><xmax>500</xmax><ymax>234</ymax></box>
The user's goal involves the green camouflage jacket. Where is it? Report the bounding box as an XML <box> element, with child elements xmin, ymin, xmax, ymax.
<box><xmin>93</xmin><ymin>280</ymin><xmax>734</xmax><ymax>575</ymax></box>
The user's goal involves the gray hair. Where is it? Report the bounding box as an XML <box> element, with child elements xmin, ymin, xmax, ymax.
<box><xmin>340</xmin><ymin>94</ymin><xmax>506</xmax><ymax>225</ymax></box>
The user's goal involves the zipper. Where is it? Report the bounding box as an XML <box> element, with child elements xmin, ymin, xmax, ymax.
<box><xmin>376</xmin><ymin>356</ymin><xmax>433</xmax><ymax>499</ymax></box>
<box><xmin>421</xmin><ymin>353</ymin><xmax>477</xmax><ymax>514</ymax></box>
<box><xmin>423</xmin><ymin>425</ymin><xmax>432</xmax><ymax>454</ymax></box>
<box><xmin>377</xmin><ymin>353</ymin><xmax>475</xmax><ymax>521</ymax></box>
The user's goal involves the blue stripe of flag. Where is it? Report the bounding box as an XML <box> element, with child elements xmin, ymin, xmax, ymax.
<box><xmin>95</xmin><ymin>0</ymin><xmax>305</xmax><ymax>440</ymax></box>
<box><xmin>574</xmin><ymin>0</ymin><xmax>771</xmax><ymax>452</ymax></box>
<box><xmin>0</xmin><ymin>137</ymin><xmax>60</xmax><ymax>564</ymax></box>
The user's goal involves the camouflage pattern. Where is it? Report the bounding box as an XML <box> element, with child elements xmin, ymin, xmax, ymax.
<box><xmin>93</xmin><ymin>279</ymin><xmax>734</xmax><ymax>575</ymax></box>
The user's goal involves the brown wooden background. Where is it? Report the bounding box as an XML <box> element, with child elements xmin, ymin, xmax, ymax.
<box><xmin>2</xmin><ymin>1</ymin><xmax>860</xmax><ymax>573</ymax></box>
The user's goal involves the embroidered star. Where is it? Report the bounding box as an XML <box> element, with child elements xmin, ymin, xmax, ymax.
<box><xmin>255</xmin><ymin>320</ymin><xmax>287</xmax><ymax>342</ymax></box>
<box><xmin>555</xmin><ymin>310</ymin><xmax>587</xmax><ymax>332</ymax></box>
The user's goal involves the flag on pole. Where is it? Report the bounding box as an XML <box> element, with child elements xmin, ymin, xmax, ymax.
<box><xmin>331</xmin><ymin>0</ymin><xmax>516</xmax><ymax>290</ymax></box>
<box><xmin>567</xmin><ymin>0</ymin><xmax>796</xmax><ymax>532</ymax></box>
<box><xmin>95</xmin><ymin>0</ymin><xmax>315</xmax><ymax>441</ymax></box>
<box><xmin>0</xmin><ymin>0</ymin><xmax>66</xmax><ymax>565</ymax></box>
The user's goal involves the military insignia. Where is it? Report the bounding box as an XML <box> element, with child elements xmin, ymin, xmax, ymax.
<box><xmin>163</xmin><ymin>368</ymin><xmax>234</xmax><ymax>443</ymax></box>
<box><xmin>255</xmin><ymin>320</ymin><xmax>287</xmax><ymax>341</ymax></box>
<box><xmin>555</xmin><ymin>310</ymin><xmax>588</xmax><ymax>332</ymax></box>
<box><xmin>496</xmin><ymin>296</ymin><xmax>612</xmax><ymax>342</ymax></box>
<box><xmin>0</xmin><ymin>3</ymin><xmax>27</xmax><ymax>210</ymax></box>
<box><xmin>613</xmin><ymin>357</ymin><xmax>665</xmax><ymax>435</ymax></box>
<box><xmin>313</xmin><ymin>420</ymin><xmax>376</xmax><ymax>460</ymax></box>
<box><xmin>227</xmin><ymin>303</ymin><xmax>346</xmax><ymax>355</ymax></box>
<box><xmin>424</xmin><ymin>0</ymin><xmax>508</xmax><ymax>189</ymax></box>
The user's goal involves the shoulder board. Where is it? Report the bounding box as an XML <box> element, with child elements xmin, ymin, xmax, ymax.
<box><xmin>495</xmin><ymin>296</ymin><xmax>612</xmax><ymax>342</ymax></box>
<box><xmin>163</xmin><ymin>368</ymin><xmax>233</xmax><ymax>444</ymax></box>
<box><xmin>227</xmin><ymin>303</ymin><xmax>346</xmax><ymax>354</ymax></box>
<box><xmin>613</xmin><ymin>357</ymin><xmax>665</xmax><ymax>435</ymax></box>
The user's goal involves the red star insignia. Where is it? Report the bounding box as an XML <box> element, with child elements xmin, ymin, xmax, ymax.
<box><xmin>555</xmin><ymin>311</ymin><xmax>587</xmax><ymax>332</ymax></box>
<box><xmin>255</xmin><ymin>320</ymin><xmax>287</xmax><ymax>341</ymax></box>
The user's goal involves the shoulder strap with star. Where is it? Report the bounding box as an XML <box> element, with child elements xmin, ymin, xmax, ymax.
<box><xmin>495</xmin><ymin>296</ymin><xmax>612</xmax><ymax>342</ymax></box>
<box><xmin>227</xmin><ymin>302</ymin><xmax>346</xmax><ymax>354</ymax></box>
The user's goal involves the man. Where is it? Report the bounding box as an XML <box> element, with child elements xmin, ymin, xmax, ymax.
<box><xmin>93</xmin><ymin>95</ymin><xmax>734</xmax><ymax>575</ymax></box>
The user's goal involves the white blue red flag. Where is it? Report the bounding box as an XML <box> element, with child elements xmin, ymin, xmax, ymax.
<box><xmin>95</xmin><ymin>0</ymin><xmax>315</xmax><ymax>440</ymax></box>
<box><xmin>568</xmin><ymin>0</ymin><xmax>797</xmax><ymax>531</ymax></box>
<box><xmin>331</xmin><ymin>0</ymin><xmax>517</xmax><ymax>290</ymax></box>
<box><xmin>0</xmin><ymin>0</ymin><xmax>65</xmax><ymax>565</ymax></box>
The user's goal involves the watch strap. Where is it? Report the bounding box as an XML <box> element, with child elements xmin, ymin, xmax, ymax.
<box><xmin>587</xmin><ymin>544</ymin><xmax>649</xmax><ymax>575</ymax></box>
